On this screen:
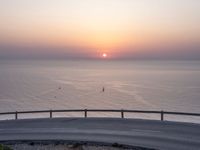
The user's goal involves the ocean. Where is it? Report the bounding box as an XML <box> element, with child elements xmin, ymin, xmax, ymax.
<box><xmin>0</xmin><ymin>60</ymin><xmax>200</xmax><ymax>122</ymax></box>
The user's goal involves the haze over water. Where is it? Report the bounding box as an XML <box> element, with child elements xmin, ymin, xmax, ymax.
<box><xmin>0</xmin><ymin>60</ymin><xmax>200</xmax><ymax>122</ymax></box>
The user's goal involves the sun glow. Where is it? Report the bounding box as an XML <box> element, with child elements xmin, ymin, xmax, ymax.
<box><xmin>102</xmin><ymin>53</ymin><xmax>107</xmax><ymax>58</ymax></box>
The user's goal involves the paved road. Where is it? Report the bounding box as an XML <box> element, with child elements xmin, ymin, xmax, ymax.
<box><xmin>0</xmin><ymin>118</ymin><xmax>200</xmax><ymax>150</ymax></box>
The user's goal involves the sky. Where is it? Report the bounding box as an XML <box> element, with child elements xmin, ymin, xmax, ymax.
<box><xmin>0</xmin><ymin>0</ymin><xmax>200</xmax><ymax>60</ymax></box>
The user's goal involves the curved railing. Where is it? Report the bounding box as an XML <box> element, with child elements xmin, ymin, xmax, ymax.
<box><xmin>0</xmin><ymin>109</ymin><xmax>200</xmax><ymax>121</ymax></box>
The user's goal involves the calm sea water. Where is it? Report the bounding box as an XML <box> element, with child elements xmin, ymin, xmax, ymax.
<box><xmin>0</xmin><ymin>60</ymin><xmax>200</xmax><ymax>122</ymax></box>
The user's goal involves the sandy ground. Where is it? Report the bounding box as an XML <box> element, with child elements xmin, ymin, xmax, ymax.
<box><xmin>0</xmin><ymin>118</ymin><xmax>200</xmax><ymax>150</ymax></box>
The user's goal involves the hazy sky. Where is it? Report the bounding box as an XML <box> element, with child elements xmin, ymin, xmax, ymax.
<box><xmin>0</xmin><ymin>0</ymin><xmax>200</xmax><ymax>59</ymax></box>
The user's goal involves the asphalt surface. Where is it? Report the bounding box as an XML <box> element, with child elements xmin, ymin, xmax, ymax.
<box><xmin>0</xmin><ymin>118</ymin><xmax>200</xmax><ymax>150</ymax></box>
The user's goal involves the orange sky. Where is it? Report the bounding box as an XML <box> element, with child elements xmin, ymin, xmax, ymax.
<box><xmin>0</xmin><ymin>0</ymin><xmax>200</xmax><ymax>59</ymax></box>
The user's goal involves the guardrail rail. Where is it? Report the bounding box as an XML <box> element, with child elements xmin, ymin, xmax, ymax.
<box><xmin>0</xmin><ymin>109</ymin><xmax>200</xmax><ymax>121</ymax></box>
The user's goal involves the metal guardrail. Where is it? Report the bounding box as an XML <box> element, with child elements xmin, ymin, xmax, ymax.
<box><xmin>0</xmin><ymin>109</ymin><xmax>200</xmax><ymax>121</ymax></box>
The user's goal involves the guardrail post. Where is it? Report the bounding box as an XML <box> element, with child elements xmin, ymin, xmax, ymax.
<box><xmin>50</xmin><ymin>110</ymin><xmax>53</xmax><ymax>118</ymax></box>
<box><xmin>84</xmin><ymin>109</ymin><xmax>87</xmax><ymax>118</ymax></box>
<box><xmin>121</xmin><ymin>109</ymin><xmax>124</xmax><ymax>118</ymax></box>
<box><xmin>15</xmin><ymin>111</ymin><xmax>18</xmax><ymax>120</ymax></box>
<box><xmin>161</xmin><ymin>110</ymin><xmax>164</xmax><ymax>121</ymax></box>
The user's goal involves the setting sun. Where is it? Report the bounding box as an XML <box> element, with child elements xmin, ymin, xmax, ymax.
<box><xmin>102</xmin><ymin>53</ymin><xmax>107</xmax><ymax>58</ymax></box>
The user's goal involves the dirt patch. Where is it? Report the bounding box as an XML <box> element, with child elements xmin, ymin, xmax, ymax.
<box><xmin>1</xmin><ymin>141</ymin><xmax>156</xmax><ymax>150</ymax></box>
